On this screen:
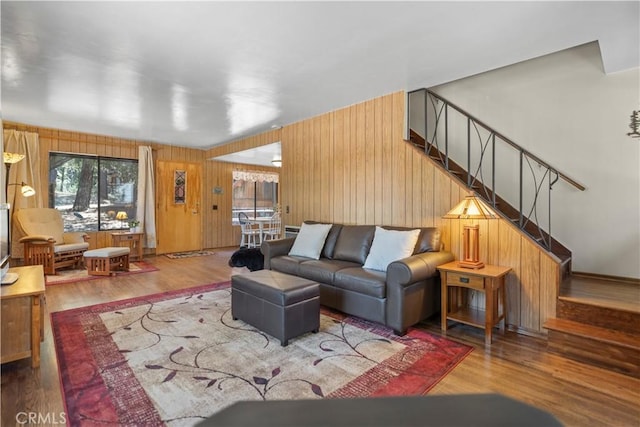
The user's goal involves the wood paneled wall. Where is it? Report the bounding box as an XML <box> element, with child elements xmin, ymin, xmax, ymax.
<box><xmin>3</xmin><ymin>121</ymin><xmax>204</xmax><ymax>251</ymax></box>
<box><xmin>204</xmin><ymin>129</ymin><xmax>281</xmax><ymax>249</ymax></box>
<box><xmin>4</xmin><ymin>91</ymin><xmax>560</xmax><ymax>335</ymax></box>
<box><xmin>213</xmin><ymin>92</ymin><xmax>559</xmax><ymax>335</ymax></box>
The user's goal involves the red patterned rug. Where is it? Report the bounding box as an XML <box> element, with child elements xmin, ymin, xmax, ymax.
<box><xmin>46</xmin><ymin>261</ymin><xmax>158</xmax><ymax>285</ymax></box>
<box><xmin>52</xmin><ymin>282</ymin><xmax>472</xmax><ymax>426</ymax></box>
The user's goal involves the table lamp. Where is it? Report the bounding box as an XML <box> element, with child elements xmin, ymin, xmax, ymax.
<box><xmin>443</xmin><ymin>195</ymin><xmax>497</xmax><ymax>269</ymax></box>
<box><xmin>116</xmin><ymin>211</ymin><xmax>128</xmax><ymax>228</ymax></box>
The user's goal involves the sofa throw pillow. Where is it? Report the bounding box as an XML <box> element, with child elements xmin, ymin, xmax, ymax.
<box><xmin>288</xmin><ymin>223</ymin><xmax>333</xmax><ymax>259</ymax></box>
<box><xmin>363</xmin><ymin>226</ymin><xmax>421</xmax><ymax>272</ymax></box>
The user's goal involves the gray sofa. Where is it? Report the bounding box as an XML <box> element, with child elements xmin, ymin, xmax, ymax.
<box><xmin>260</xmin><ymin>223</ymin><xmax>454</xmax><ymax>335</ymax></box>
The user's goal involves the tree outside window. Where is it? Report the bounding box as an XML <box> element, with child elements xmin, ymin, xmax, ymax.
<box><xmin>49</xmin><ymin>153</ymin><xmax>138</xmax><ymax>231</ymax></box>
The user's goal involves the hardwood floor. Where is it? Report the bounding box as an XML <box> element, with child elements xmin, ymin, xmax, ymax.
<box><xmin>2</xmin><ymin>250</ymin><xmax>639</xmax><ymax>426</ymax></box>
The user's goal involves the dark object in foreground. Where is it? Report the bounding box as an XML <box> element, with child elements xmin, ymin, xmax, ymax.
<box><xmin>228</xmin><ymin>247</ymin><xmax>264</xmax><ymax>271</ymax></box>
<box><xmin>197</xmin><ymin>393</ymin><xmax>562</xmax><ymax>427</ymax></box>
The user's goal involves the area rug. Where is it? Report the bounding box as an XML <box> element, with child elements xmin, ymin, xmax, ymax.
<box><xmin>52</xmin><ymin>282</ymin><xmax>472</xmax><ymax>426</ymax></box>
<box><xmin>46</xmin><ymin>261</ymin><xmax>158</xmax><ymax>285</ymax></box>
<box><xmin>164</xmin><ymin>250</ymin><xmax>217</xmax><ymax>259</ymax></box>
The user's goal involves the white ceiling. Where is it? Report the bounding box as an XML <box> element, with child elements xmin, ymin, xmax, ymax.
<box><xmin>1</xmin><ymin>2</ymin><xmax>638</xmax><ymax>151</ymax></box>
<box><xmin>212</xmin><ymin>141</ymin><xmax>281</xmax><ymax>167</ymax></box>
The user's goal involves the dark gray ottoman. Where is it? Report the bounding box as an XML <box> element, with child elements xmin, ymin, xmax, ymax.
<box><xmin>231</xmin><ymin>270</ymin><xmax>320</xmax><ymax>346</ymax></box>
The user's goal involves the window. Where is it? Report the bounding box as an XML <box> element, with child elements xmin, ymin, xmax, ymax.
<box><xmin>49</xmin><ymin>153</ymin><xmax>138</xmax><ymax>232</ymax></box>
<box><xmin>232</xmin><ymin>170</ymin><xmax>278</xmax><ymax>224</ymax></box>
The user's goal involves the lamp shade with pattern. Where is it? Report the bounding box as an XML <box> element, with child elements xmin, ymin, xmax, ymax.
<box><xmin>443</xmin><ymin>195</ymin><xmax>497</xmax><ymax>269</ymax></box>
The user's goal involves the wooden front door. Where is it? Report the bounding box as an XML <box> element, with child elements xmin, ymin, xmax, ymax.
<box><xmin>156</xmin><ymin>161</ymin><xmax>202</xmax><ymax>254</ymax></box>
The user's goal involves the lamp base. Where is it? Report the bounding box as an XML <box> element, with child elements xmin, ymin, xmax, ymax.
<box><xmin>458</xmin><ymin>260</ymin><xmax>485</xmax><ymax>269</ymax></box>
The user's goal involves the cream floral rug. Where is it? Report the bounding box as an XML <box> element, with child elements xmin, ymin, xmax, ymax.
<box><xmin>52</xmin><ymin>282</ymin><xmax>472</xmax><ymax>426</ymax></box>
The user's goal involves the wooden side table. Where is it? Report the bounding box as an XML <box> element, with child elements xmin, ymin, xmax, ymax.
<box><xmin>437</xmin><ymin>261</ymin><xmax>511</xmax><ymax>345</ymax></box>
<box><xmin>111</xmin><ymin>231</ymin><xmax>144</xmax><ymax>261</ymax></box>
<box><xmin>1</xmin><ymin>265</ymin><xmax>45</xmax><ymax>368</ymax></box>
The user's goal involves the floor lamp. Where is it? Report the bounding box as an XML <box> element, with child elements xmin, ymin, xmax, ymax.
<box><xmin>443</xmin><ymin>195</ymin><xmax>497</xmax><ymax>269</ymax></box>
<box><xmin>3</xmin><ymin>152</ymin><xmax>35</xmax><ymax>198</ymax></box>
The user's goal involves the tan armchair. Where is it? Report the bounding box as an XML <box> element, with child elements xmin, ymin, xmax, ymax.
<box><xmin>14</xmin><ymin>208</ymin><xmax>89</xmax><ymax>275</ymax></box>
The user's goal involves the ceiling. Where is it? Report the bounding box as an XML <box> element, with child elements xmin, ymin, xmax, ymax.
<box><xmin>212</xmin><ymin>141</ymin><xmax>281</xmax><ymax>167</ymax></box>
<box><xmin>1</xmin><ymin>2</ymin><xmax>638</xmax><ymax>152</ymax></box>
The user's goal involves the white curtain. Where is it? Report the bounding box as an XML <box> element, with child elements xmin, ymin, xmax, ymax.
<box><xmin>136</xmin><ymin>146</ymin><xmax>157</xmax><ymax>248</ymax></box>
<box><xmin>4</xmin><ymin>130</ymin><xmax>42</xmax><ymax>259</ymax></box>
<box><xmin>3</xmin><ymin>130</ymin><xmax>42</xmax><ymax>210</ymax></box>
<box><xmin>232</xmin><ymin>170</ymin><xmax>279</xmax><ymax>183</ymax></box>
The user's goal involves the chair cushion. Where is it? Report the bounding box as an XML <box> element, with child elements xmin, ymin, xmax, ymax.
<box><xmin>332</xmin><ymin>225</ymin><xmax>375</xmax><ymax>264</ymax></box>
<box><xmin>83</xmin><ymin>247</ymin><xmax>129</xmax><ymax>257</ymax></box>
<box><xmin>54</xmin><ymin>242</ymin><xmax>89</xmax><ymax>253</ymax></box>
<box><xmin>15</xmin><ymin>208</ymin><xmax>66</xmax><ymax>244</ymax></box>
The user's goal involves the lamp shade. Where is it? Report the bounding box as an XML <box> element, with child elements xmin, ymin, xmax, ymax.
<box><xmin>115</xmin><ymin>211</ymin><xmax>128</xmax><ymax>220</ymax></box>
<box><xmin>443</xmin><ymin>195</ymin><xmax>497</xmax><ymax>219</ymax></box>
<box><xmin>443</xmin><ymin>195</ymin><xmax>496</xmax><ymax>269</ymax></box>
<box><xmin>20</xmin><ymin>183</ymin><xmax>36</xmax><ymax>197</ymax></box>
<box><xmin>3</xmin><ymin>152</ymin><xmax>25</xmax><ymax>164</ymax></box>
<box><xmin>7</xmin><ymin>181</ymin><xmax>36</xmax><ymax>197</ymax></box>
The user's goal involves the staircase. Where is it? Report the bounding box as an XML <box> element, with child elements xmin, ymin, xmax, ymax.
<box><xmin>407</xmin><ymin>89</ymin><xmax>640</xmax><ymax>377</ymax></box>
<box><xmin>544</xmin><ymin>275</ymin><xmax>640</xmax><ymax>378</ymax></box>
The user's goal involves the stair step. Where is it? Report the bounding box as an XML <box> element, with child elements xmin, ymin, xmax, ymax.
<box><xmin>544</xmin><ymin>318</ymin><xmax>640</xmax><ymax>350</ymax></box>
<box><xmin>544</xmin><ymin>318</ymin><xmax>640</xmax><ymax>378</ymax></box>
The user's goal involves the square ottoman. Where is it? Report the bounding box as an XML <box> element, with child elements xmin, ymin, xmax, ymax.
<box><xmin>84</xmin><ymin>247</ymin><xmax>130</xmax><ymax>276</ymax></box>
<box><xmin>231</xmin><ymin>270</ymin><xmax>320</xmax><ymax>346</ymax></box>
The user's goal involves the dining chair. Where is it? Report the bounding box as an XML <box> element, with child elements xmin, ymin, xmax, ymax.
<box><xmin>262</xmin><ymin>212</ymin><xmax>282</xmax><ymax>241</ymax></box>
<box><xmin>238</xmin><ymin>212</ymin><xmax>262</xmax><ymax>248</ymax></box>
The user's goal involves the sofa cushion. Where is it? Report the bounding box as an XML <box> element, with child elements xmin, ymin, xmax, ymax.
<box><xmin>415</xmin><ymin>227</ymin><xmax>441</xmax><ymax>253</ymax></box>
<box><xmin>288</xmin><ymin>223</ymin><xmax>332</xmax><ymax>259</ymax></box>
<box><xmin>383</xmin><ymin>226</ymin><xmax>442</xmax><ymax>254</ymax></box>
<box><xmin>304</xmin><ymin>221</ymin><xmax>343</xmax><ymax>259</ymax></box>
<box><xmin>322</xmin><ymin>224</ymin><xmax>343</xmax><ymax>259</ymax></box>
<box><xmin>270</xmin><ymin>255</ymin><xmax>309</xmax><ymax>276</ymax></box>
<box><xmin>298</xmin><ymin>259</ymin><xmax>360</xmax><ymax>284</ymax></box>
<box><xmin>333</xmin><ymin>267</ymin><xmax>387</xmax><ymax>299</ymax></box>
<box><xmin>363</xmin><ymin>227</ymin><xmax>421</xmax><ymax>272</ymax></box>
<box><xmin>332</xmin><ymin>225</ymin><xmax>375</xmax><ymax>264</ymax></box>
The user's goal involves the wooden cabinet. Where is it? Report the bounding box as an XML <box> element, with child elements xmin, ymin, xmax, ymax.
<box><xmin>438</xmin><ymin>262</ymin><xmax>511</xmax><ymax>345</ymax></box>
<box><xmin>1</xmin><ymin>265</ymin><xmax>45</xmax><ymax>368</ymax></box>
<box><xmin>111</xmin><ymin>232</ymin><xmax>144</xmax><ymax>261</ymax></box>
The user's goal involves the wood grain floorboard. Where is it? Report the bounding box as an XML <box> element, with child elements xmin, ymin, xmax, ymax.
<box><xmin>2</xmin><ymin>249</ymin><xmax>639</xmax><ymax>426</ymax></box>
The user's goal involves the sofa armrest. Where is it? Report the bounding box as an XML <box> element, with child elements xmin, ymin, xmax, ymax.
<box><xmin>19</xmin><ymin>235</ymin><xmax>56</xmax><ymax>243</ymax></box>
<box><xmin>63</xmin><ymin>232</ymin><xmax>89</xmax><ymax>244</ymax></box>
<box><xmin>385</xmin><ymin>251</ymin><xmax>454</xmax><ymax>335</ymax></box>
<box><xmin>260</xmin><ymin>238</ymin><xmax>295</xmax><ymax>269</ymax></box>
<box><xmin>386</xmin><ymin>251</ymin><xmax>455</xmax><ymax>286</ymax></box>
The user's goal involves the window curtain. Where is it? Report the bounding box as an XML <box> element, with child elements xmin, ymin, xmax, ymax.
<box><xmin>3</xmin><ymin>130</ymin><xmax>42</xmax><ymax>258</ymax></box>
<box><xmin>232</xmin><ymin>170</ymin><xmax>279</xmax><ymax>183</ymax></box>
<box><xmin>136</xmin><ymin>146</ymin><xmax>157</xmax><ymax>249</ymax></box>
